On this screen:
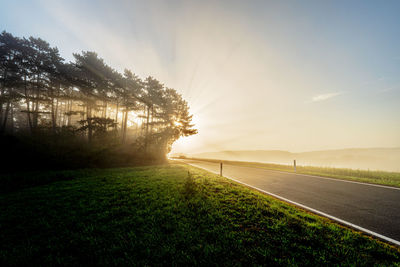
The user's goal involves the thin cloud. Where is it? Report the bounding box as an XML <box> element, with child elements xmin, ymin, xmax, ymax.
<box><xmin>311</xmin><ymin>92</ymin><xmax>343</xmax><ymax>102</ymax></box>
<box><xmin>378</xmin><ymin>85</ymin><xmax>399</xmax><ymax>93</ymax></box>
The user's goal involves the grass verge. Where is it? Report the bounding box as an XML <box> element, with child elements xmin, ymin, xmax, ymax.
<box><xmin>188</xmin><ymin>158</ymin><xmax>400</xmax><ymax>188</ymax></box>
<box><xmin>1</xmin><ymin>164</ymin><xmax>399</xmax><ymax>266</ymax></box>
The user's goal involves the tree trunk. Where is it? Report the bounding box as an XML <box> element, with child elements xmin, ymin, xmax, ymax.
<box><xmin>87</xmin><ymin>104</ymin><xmax>93</xmax><ymax>143</ymax></box>
<box><xmin>145</xmin><ymin>105</ymin><xmax>150</xmax><ymax>151</ymax></box>
<box><xmin>32</xmin><ymin>74</ymin><xmax>40</xmax><ymax>129</ymax></box>
<box><xmin>67</xmin><ymin>99</ymin><xmax>72</xmax><ymax>126</ymax></box>
<box><xmin>122</xmin><ymin>109</ymin><xmax>128</xmax><ymax>144</ymax></box>
<box><xmin>24</xmin><ymin>74</ymin><xmax>33</xmax><ymax>132</ymax></box>
<box><xmin>10</xmin><ymin>102</ymin><xmax>14</xmax><ymax>134</ymax></box>
<box><xmin>115</xmin><ymin>101</ymin><xmax>119</xmax><ymax>131</ymax></box>
<box><xmin>121</xmin><ymin>110</ymin><xmax>125</xmax><ymax>135</ymax></box>
<box><xmin>59</xmin><ymin>100</ymin><xmax>64</xmax><ymax>127</ymax></box>
<box><xmin>0</xmin><ymin>84</ymin><xmax>12</xmax><ymax>133</ymax></box>
<box><xmin>0</xmin><ymin>69</ymin><xmax>7</xmax><ymax>124</ymax></box>
<box><xmin>150</xmin><ymin>106</ymin><xmax>153</xmax><ymax>134</ymax></box>
<box><xmin>0</xmin><ymin>101</ymin><xmax>10</xmax><ymax>133</ymax></box>
<box><xmin>103</xmin><ymin>101</ymin><xmax>107</xmax><ymax>118</ymax></box>
<box><xmin>51</xmin><ymin>87</ymin><xmax>57</xmax><ymax>134</ymax></box>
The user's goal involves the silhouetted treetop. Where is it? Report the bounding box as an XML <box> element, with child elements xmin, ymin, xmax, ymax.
<box><xmin>0</xmin><ymin>30</ymin><xmax>197</xmax><ymax>159</ymax></box>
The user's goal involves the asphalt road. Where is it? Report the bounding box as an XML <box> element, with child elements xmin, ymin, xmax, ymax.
<box><xmin>181</xmin><ymin>159</ymin><xmax>400</xmax><ymax>244</ymax></box>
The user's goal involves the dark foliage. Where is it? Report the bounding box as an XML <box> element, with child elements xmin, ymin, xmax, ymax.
<box><xmin>0</xmin><ymin>31</ymin><xmax>197</xmax><ymax>170</ymax></box>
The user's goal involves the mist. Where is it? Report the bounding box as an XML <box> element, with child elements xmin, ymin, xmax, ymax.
<box><xmin>2</xmin><ymin>0</ymin><xmax>399</xmax><ymax>159</ymax></box>
<box><xmin>188</xmin><ymin>148</ymin><xmax>400</xmax><ymax>172</ymax></box>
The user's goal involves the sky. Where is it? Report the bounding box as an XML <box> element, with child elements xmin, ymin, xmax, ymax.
<box><xmin>1</xmin><ymin>0</ymin><xmax>400</xmax><ymax>153</ymax></box>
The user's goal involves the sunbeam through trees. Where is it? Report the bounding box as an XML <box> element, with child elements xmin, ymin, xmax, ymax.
<box><xmin>0</xmin><ymin>31</ymin><xmax>197</xmax><ymax>170</ymax></box>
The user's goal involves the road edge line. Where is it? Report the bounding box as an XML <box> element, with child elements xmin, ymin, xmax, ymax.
<box><xmin>186</xmin><ymin>158</ymin><xmax>400</xmax><ymax>190</ymax></box>
<box><xmin>185</xmin><ymin>162</ymin><xmax>400</xmax><ymax>247</ymax></box>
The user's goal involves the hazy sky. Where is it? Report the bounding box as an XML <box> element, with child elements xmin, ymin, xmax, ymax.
<box><xmin>1</xmin><ymin>0</ymin><xmax>400</xmax><ymax>153</ymax></box>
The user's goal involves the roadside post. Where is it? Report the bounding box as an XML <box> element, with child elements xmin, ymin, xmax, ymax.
<box><xmin>220</xmin><ymin>162</ymin><xmax>223</xmax><ymax>176</ymax></box>
<box><xmin>294</xmin><ymin>160</ymin><xmax>296</xmax><ymax>172</ymax></box>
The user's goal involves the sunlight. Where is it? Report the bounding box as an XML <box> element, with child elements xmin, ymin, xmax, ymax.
<box><xmin>2</xmin><ymin>1</ymin><xmax>400</xmax><ymax>264</ymax></box>
<box><xmin>171</xmin><ymin>113</ymin><xmax>202</xmax><ymax>153</ymax></box>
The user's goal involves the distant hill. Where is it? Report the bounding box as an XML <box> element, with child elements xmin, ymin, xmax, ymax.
<box><xmin>190</xmin><ymin>148</ymin><xmax>400</xmax><ymax>172</ymax></box>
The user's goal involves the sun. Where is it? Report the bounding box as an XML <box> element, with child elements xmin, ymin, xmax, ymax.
<box><xmin>170</xmin><ymin>114</ymin><xmax>202</xmax><ymax>154</ymax></box>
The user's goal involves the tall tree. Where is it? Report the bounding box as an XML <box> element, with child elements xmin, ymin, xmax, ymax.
<box><xmin>0</xmin><ymin>31</ymin><xmax>23</xmax><ymax>133</ymax></box>
<box><xmin>73</xmin><ymin>51</ymin><xmax>108</xmax><ymax>142</ymax></box>
<box><xmin>119</xmin><ymin>69</ymin><xmax>142</xmax><ymax>143</ymax></box>
<box><xmin>0</xmin><ymin>31</ymin><xmax>198</xmax><ymax>160</ymax></box>
<box><xmin>142</xmin><ymin>76</ymin><xmax>163</xmax><ymax>150</ymax></box>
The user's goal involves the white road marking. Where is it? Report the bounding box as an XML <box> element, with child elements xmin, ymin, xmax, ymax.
<box><xmin>187</xmin><ymin>159</ymin><xmax>400</xmax><ymax>190</ymax></box>
<box><xmin>185</xmin><ymin>161</ymin><xmax>400</xmax><ymax>247</ymax></box>
<box><xmin>260</xmin><ymin>168</ymin><xmax>400</xmax><ymax>191</ymax></box>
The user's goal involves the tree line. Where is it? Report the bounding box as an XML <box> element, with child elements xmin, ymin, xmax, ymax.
<box><xmin>0</xmin><ymin>31</ymin><xmax>197</xmax><ymax>166</ymax></box>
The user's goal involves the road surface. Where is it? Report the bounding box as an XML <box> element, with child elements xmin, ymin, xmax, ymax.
<box><xmin>181</xmin><ymin>159</ymin><xmax>400</xmax><ymax>245</ymax></box>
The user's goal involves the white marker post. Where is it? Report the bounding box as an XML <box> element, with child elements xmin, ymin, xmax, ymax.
<box><xmin>220</xmin><ymin>162</ymin><xmax>223</xmax><ymax>176</ymax></box>
<box><xmin>294</xmin><ymin>160</ymin><xmax>296</xmax><ymax>172</ymax></box>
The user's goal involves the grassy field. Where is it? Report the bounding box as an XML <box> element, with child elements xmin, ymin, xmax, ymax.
<box><xmin>1</xmin><ymin>164</ymin><xmax>399</xmax><ymax>266</ymax></box>
<box><xmin>188</xmin><ymin>158</ymin><xmax>400</xmax><ymax>188</ymax></box>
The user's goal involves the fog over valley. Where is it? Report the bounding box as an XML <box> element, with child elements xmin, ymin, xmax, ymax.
<box><xmin>185</xmin><ymin>148</ymin><xmax>400</xmax><ymax>172</ymax></box>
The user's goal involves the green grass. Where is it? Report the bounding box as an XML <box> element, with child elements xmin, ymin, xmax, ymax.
<box><xmin>1</xmin><ymin>164</ymin><xmax>399</xmax><ymax>266</ymax></box>
<box><xmin>189</xmin><ymin>158</ymin><xmax>400</xmax><ymax>188</ymax></box>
